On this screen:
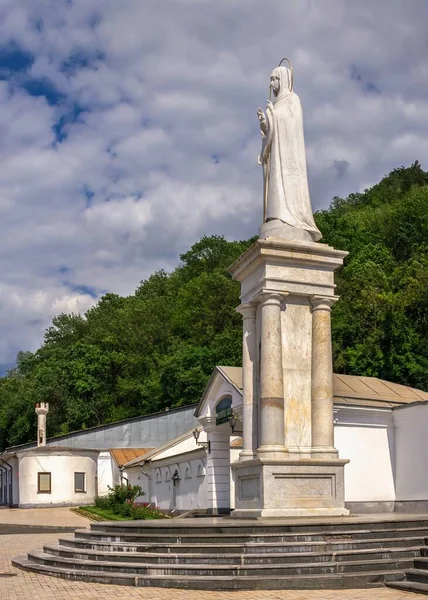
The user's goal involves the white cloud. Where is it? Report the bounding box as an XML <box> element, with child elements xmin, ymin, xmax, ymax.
<box><xmin>0</xmin><ymin>0</ymin><xmax>427</xmax><ymax>366</ymax></box>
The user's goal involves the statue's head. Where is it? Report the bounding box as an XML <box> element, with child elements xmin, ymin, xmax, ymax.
<box><xmin>270</xmin><ymin>66</ymin><xmax>292</xmax><ymax>98</ymax></box>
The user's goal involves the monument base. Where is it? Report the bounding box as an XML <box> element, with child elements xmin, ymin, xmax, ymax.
<box><xmin>231</xmin><ymin>456</ymin><xmax>349</xmax><ymax>518</ymax></box>
<box><xmin>259</xmin><ymin>219</ymin><xmax>314</xmax><ymax>243</ymax></box>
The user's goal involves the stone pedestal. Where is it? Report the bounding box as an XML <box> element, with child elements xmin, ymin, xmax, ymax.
<box><xmin>232</xmin><ymin>457</ymin><xmax>348</xmax><ymax>518</ymax></box>
<box><xmin>230</xmin><ymin>236</ymin><xmax>349</xmax><ymax>518</ymax></box>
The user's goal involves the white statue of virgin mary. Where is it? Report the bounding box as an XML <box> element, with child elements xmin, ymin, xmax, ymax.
<box><xmin>258</xmin><ymin>61</ymin><xmax>321</xmax><ymax>242</ymax></box>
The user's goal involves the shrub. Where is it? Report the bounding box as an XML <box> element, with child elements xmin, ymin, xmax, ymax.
<box><xmin>94</xmin><ymin>495</ymin><xmax>111</xmax><ymax>509</ymax></box>
<box><xmin>130</xmin><ymin>504</ymin><xmax>167</xmax><ymax>520</ymax></box>
<box><xmin>116</xmin><ymin>501</ymin><xmax>134</xmax><ymax>518</ymax></box>
<box><xmin>107</xmin><ymin>484</ymin><xmax>144</xmax><ymax>507</ymax></box>
<box><xmin>92</xmin><ymin>484</ymin><xmax>169</xmax><ymax>520</ymax></box>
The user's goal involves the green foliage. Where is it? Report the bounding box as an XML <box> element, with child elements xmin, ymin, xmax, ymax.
<box><xmin>94</xmin><ymin>495</ymin><xmax>111</xmax><ymax>510</ymax></box>
<box><xmin>316</xmin><ymin>161</ymin><xmax>428</xmax><ymax>389</ymax></box>
<box><xmin>93</xmin><ymin>485</ymin><xmax>167</xmax><ymax>520</ymax></box>
<box><xmin>0</xmin><ymin>234</ymin><xmax>253</xmax><ymax>450</ymax></box>
<box><xmin>107</xmin><ymin>483</ymin><xmax>144</xmax><ymax>506</ymax></box>
<box><xmin>0</xmin><ymin>164</ymin><xmax>427</xmax><ymax>451</ymax></box>
<box><xmin>81</xmin><ymin>504</ymin><xmax>167</xmax><ymax>521</ymax></box>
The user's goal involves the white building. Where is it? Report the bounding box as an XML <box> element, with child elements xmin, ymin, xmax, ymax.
<box><xmin>0</xmin><ymin>404</ymin><xmax>198</xmax><ymax>508</ymax></box>
<box><xmin>1</xmin><ymin>368</ymin><xmax>428</xmax><ymax>512</ymax></box>
<box><xmin>123</xmin><ymin>366</ymin><xmax>428</xmax><ymax>515</ymax></box>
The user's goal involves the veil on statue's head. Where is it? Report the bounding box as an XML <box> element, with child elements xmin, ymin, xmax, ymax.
<box><xmin>270</xmin><ymin>58</ymin><xmax>294</xmax><ymax>102</ymax></box>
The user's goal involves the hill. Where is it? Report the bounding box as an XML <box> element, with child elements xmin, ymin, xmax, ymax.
<box><xmin>0</xmin><ymin>162</ymin><xmax>427</xmax><ymax>450</ymax></box>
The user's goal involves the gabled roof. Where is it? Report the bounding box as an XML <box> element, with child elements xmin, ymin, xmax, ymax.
<box><xmin>195</xmin><ymin>366</ymin><xmax>428</xmax><ymax>414</ymax></box>
<box><xmin>194</xmin><ymin>366</ymin><xmax>242</xmax><ymax>417</ymax></box>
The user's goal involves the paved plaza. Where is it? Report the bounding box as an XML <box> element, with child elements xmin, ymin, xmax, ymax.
<box><xmin>0</xmin><ymin>507</ymin><xmax>425</xmax><ymax>599</ymax></box>
<box><xmin>0</xmin><ymin>506</ymin><xmax>91</xmax><ymax>529</ymax></box>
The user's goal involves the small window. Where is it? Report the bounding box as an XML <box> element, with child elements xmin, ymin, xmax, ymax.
<box><xmin>38</xmin><ymin>472</ymin><xmax>51</xmax><ymax>494</ymax></box>
<box><xmin>74</xmin><ymin>472</ymin><xmax>86</xmax><ymax>493</ymax></box>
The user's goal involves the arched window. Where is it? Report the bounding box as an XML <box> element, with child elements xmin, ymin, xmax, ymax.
<box><xmin>196</xmin><ymin>461</ymin><xmax>206</xmax><ymax>477</ymax></box>
<box><xmin>155</xmin><ymin>468</ymin><xmax>162</xmax><ymax>483</ymax></box>
<box><xmin>184</xmin><ymin>462</ymin><xmax>192</xmax><ymax>479</ymax></box>
<box><xmin>164</xmin><ymin>467</ymin><xmax>171</xmax><ymax>482</ymax></box>
<box><xmin>215</xmin><ymin>396</ymin><xmax>233</xmax><ymax>426</ymax></box>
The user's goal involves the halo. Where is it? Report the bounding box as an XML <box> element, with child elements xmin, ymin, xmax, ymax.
<box><xmin>278</xmin><ymin>57</ymin><xmax>294</xmax><ymax>91</ymax></box>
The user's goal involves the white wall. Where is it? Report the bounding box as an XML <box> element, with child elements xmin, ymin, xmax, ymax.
<box><xmin>97</xmin><ymin>452</ymin><xmax>114</xmax><ymax>495</ymax></box>
<box><xmin>124</xmin><ymin>465</ymin><xmax>151</xmax><ymax>502</ymax></box>
<box><xmin>134</xmin><ymin>453</ymin><xmax>207</xmax><ymax>511</ymax></box>
<box><xmin>127</xmin><ymin>446</ymin><xmax>242</xmax><ymax>512</ymax></box>
<box><xmin>334</xmin><ymin>406</ymin><xmax>395</xmax><ymax>503</ymax></box>
<box><xmin>155</xmin><ymin>457</ymin><xmax>208</xmax><ymax>511</ymax></box>
<box><xmin>395</xmin><ymin>403</ymin><xmax>428</xmax><ymax>501</ymax></box>
<box><xmin>18</xmin><ymin>450</ymin><xmax>98</xmax><ymax>507</ymax></box>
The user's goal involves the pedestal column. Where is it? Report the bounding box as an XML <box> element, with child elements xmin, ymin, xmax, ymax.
<box><xmin>257</xmin><ymin>292</ymin><xmax>287</xmax><ymax>457</ymax></box>
<box><xmin>310</xmin><ymin>296</ymin><xmax>338</xmax><ymax>457</ymax></box>
<box><xmin>237</xmin><ymin>303</ymin><xmax>257</xmax><ymax>460</ymax></box>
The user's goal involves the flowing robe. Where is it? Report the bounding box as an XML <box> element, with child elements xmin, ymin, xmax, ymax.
<box><xmin>262</xmin><ymin>67</ymin><xmax>321</xmax><ymax>242</ymax></box>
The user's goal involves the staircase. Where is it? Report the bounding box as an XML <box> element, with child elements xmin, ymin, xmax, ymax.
<box><xmin>387</xmin><ymin>546</ymin><xmax>428</xmax><ymax>595</ymax></box>
<box><xmin>12</xmin><ymin>516</ymin><xmax>428</xmax><ymax>590</ymax></box>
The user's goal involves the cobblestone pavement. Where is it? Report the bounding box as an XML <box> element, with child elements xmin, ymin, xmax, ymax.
<box><xmin>0</xmin><ymin>531</ymin><xmax>425</xmax><ymax>600</ymax></box>
<box><xmin>0</xmin><ymin>506</ymin><xmax>90</xmax><ymax>528</ymax></box>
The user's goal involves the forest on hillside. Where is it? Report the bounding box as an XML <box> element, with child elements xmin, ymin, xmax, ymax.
<box><xmin>0</xmin><ymin>162</ymin><xmax>427</xmax><ymax>451</ymax></box>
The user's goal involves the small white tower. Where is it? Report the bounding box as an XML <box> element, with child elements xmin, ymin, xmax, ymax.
<box><xmin>35</xmin><ymin>402</ymin><xmax>49</xmax><ymax>447</ymax></box>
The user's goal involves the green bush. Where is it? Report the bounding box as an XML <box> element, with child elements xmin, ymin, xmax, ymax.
<box><xmin>130</xmin><ymin>504</ymin><xmax>168</xmax><ymax>520</ymax></box>
<box><xmin>94</xmin><ymin>495</ymin><xmax>111</xmax><ymax>509</ymax></box>
<box><xmin>107</xmin><ymin>483</ymin><xmax>144</xmax><ymax>507</ymax></box>
<box><xmin>94</xmin><ymin>484</ymin><xmax>145</xmax><ymax>516</ymax></box>
<box><xmin>116</xmin><ymin>501</ymin><xmax>133</xmax><ymax>517</ymax></box>
<box><xmin>91</xmin><ymin>484</ymin><xmax>169</xmax><ymax>520</ymax></box>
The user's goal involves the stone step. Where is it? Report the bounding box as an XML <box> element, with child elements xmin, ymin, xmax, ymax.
<box><xmin>44</xmin><ymin>543</ymin><xmax>421</xmax><ymax>565</ymax></box>
<box><xmin>89</xmin><ymin>519</ymin><xmax>428</xmax><ymax>536</ymax></box>
<box><xmin>403</xmin><ymin>568</ymin><xmax>428</xmax><ymax>584</ymax></box>
<box><xmin>414</xmin><ymin>558</ymin><xmax>428</xmax><ymax>570</ymax></box>
<box><xmin>14</xmin><ymin>517</ymin><xmax>428</xmax><ymax>589</ymax></box>
<box><xmin>11</xmin><ymin>555</ymin><xmax>406</xmax><ymax>590</ymax></box>
<box><xmin>25</xmin><ymin>548</ymin><xmax>415</xmax><ymax>577</ymax></box>
<box><xmin>72</xmin><ymin>526</ymin><xmax>428</xmax><ymax>545</ymax></box>
<box><xmin>386</xmin><ymin>580</ymin><xmax>428</xmax><ymax>595</ymax></box>
<box><xmin>91</xmin><ymin>515</ymin><xmax>427</xmax><ymax>535</ymax></box>
<box><xmin>59</xmin><ymin>534</ymin><xmax>426</xmax><ymax>554</ymax></box>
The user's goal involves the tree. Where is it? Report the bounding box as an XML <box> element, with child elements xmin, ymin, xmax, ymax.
<box><xmin>1</xmin><ymin>165</ymin><xmax>427</xmax><ymax>451</ymax></box>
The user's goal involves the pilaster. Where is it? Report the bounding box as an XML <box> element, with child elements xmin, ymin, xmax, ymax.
<box><xmin>236</xmin><ymin>303</ymin><xmax>257</xmax><ymax>460</ymax></box>
<box><xmin>200</xmin><ymin>417</ymin><xmax>231</xmax><ymax>514</ymax></box>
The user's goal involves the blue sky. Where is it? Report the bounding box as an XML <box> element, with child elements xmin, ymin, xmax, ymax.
<box><xmin>0</xmin><ymin>0</ymin><xmax>427</xmax><ymax>370</ymax></box>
